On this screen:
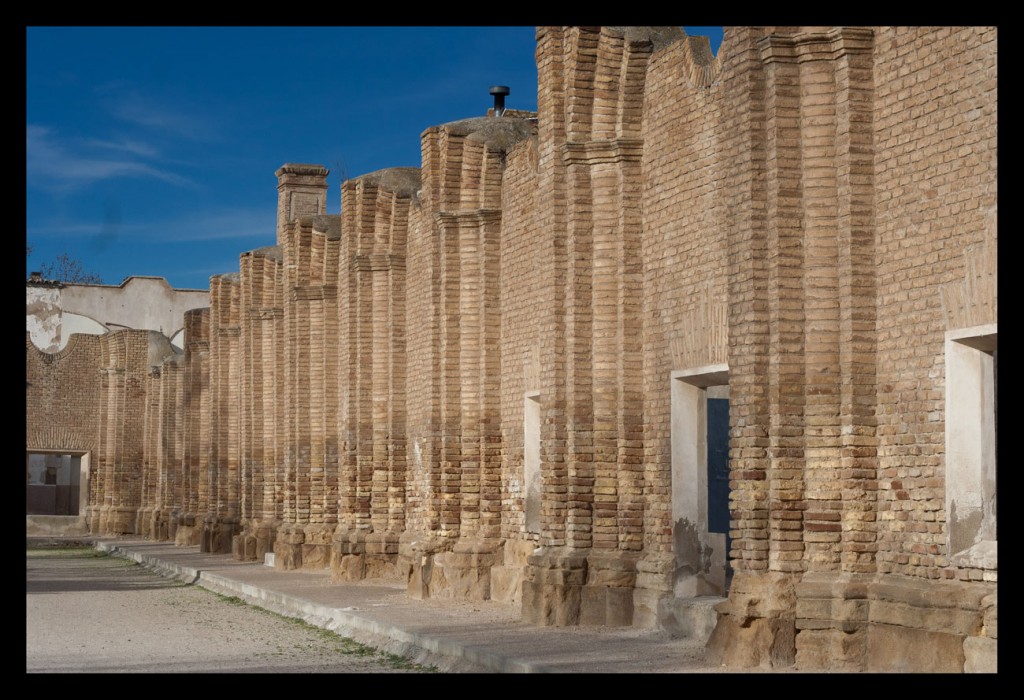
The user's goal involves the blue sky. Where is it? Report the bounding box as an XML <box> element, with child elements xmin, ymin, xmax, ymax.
<box><xmin>27</xmin><ymin>27</ymin><xmax>723</xmax><ymax>290</ymax></box>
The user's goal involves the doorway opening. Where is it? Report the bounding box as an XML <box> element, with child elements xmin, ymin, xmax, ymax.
<box><xmin>670</xmin><ymin>364</ymin><xmax>731</xmax><ymax>596</ymax></box>
<box><xmin>27</xmin><ymin>451</ymin><xmax>89</xmax><ymax>517</ymax></box>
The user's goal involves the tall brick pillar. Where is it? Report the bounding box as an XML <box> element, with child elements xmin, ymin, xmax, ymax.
<box><xmin>93</xmin><ymin>331</ymin><xmax>170</xmax><ymax>535</ymax></box>
<box><xmin>333</xmin><ymin>168</ymin><xmax>418</xmax><ymax>581</ymax></box>
<box><xmin>269</xmin><ymin>164</ymin><xmax>335</xmax><ymax>570</ymax></box>
<box><xmin>522</xmin><ymin>26</ymin><xmax>669</xmax><ymax>627</ymax></box>
<box><xmin>201</xmin><ymin>273</ymin><xmax>243</xmax><ymax>553</ymax></box>
<box><xmin>175</xmin><ymin>308</ymin><xmax>210</xmax><ymax>545</ymax></box>
<box><xmin>233</xmin><ymin>246</ymin><xmax>284</xmax><ymax>562</ymax></box>
<box><xmin>706</xmin><ymin>26</ymin><xmax>878</xmax><ymax>669</ymax></box>
<box><xmin>400</xmin><ymin>116</ymin><xmax>532</xmax><ymax>601</ymax></box>
<box><xmin>273</xmin><ymin>213</ymin><xmax>342</xmax><ymax>570</ymax></box>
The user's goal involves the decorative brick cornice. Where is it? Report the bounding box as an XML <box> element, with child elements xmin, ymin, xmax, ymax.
<box><xmin>433</xmin><ymin>209</ymin><xmax>503</xmax><ymax>226</ymax></box>
<box><xmin>351</xmin><ymin>254</ymin><xmax>406</xmax><ymax>273</ymax></box>
<box><xmin>248</xmin><ymin>307</ymin><xmax>283</xmax><ymax>320</ymax></box>
<box><xmin>560</xmin><ymin>139</ymin><xmax>644</xmax><ymax>165</ymax></box>
<box><xmin>759</xmin><ymin>27</ymin><xmax>874</xmax><ymax>64</ymax></box>
<box><xmin>289</xmin><ymin>284</ymin><xmax>338</xmax><ymax>301</ymax></box>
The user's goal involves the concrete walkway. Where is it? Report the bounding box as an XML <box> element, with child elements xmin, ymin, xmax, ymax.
<box><xmin>31</xmin><ymin>536</ymin><xmax>757</xmax><ymax>673</ymax></box>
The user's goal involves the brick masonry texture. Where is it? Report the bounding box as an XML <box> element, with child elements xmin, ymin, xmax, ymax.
<box><xmin>26</xmin><ymin>26</ymin><xmax>996</xmax><ymax>672</ymax></box>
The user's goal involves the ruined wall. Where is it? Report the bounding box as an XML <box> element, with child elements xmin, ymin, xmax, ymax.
<box><xmin>859</xmin><ymin>25</ymin><xmax>997</xmax><ymax>673</ymax></box>
<box><xmin>27</xmin><ymin>333</ymin><xmax>102</xmax><ymax>457</ymax></box>
<box><xmin>873</xmin><ymin>26</ymin><xmax>997</xmax><ymax>583</ymax></box>
<box><xmin>29</xmin><ymin>26</ymin><xmax>996</xmax><ymax>674</ymax></box>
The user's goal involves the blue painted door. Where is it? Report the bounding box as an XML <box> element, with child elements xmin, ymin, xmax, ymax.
<box><xmin>707</xmin><ymin>397</ymin><xmax>731</xmax><ymax>586</ymax></box>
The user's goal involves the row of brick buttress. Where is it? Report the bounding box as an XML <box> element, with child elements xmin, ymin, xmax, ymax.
<box><xmin>332</xmin><ymin>168</ymin><xmax>417</xmax><ymax>581</ymax></box>
<box><xmin>706</xmin><ymin>27</ymin><xmax>878</xmax><ymax>670</ymax></box>
<box><xmin>522</xmin><ymin>26</ymin><xmax>652</xmax><ymax>627</ymax></box>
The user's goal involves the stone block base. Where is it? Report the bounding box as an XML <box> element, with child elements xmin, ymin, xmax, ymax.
<box><xmin>964</xmin><ymin>635</ymin><xmax>997</xmax><ymax>673</ymax></box>
<box><xmin>632</xmin><ymin>552</ymin><xmax>674</xmax><ymax>630</ymax></box>
<box><xmin>300</xmin><ymin>525</ymin><xmax>334</xmax><ymax>570</ymax></box>
<box><xmin>522</xmin><ymin>548</ymin><xmax>639</xmax><ymax>627</ymax></box>
<box><xmin>173</xmin><ymin>512</ymin><xmax>200</xmax><ymax>546</ymax></box>
<box><xmin>867</xmin><ymin>624</ymin><xmax>965</xmax><ymax>673</ymax></box>
<box><xmin>399</xmin><ymin>533</ymin><xmax>451</xmax><ymax>600</ymax></box>
<box><xmin>489</xmin><ymin>540</ymin><xmax>536</xmax><ymax>604</ymax></box>
<box><xmin>151</xmin><ymin>509</ymin><xmax>174</xmax><ymax>541</ymax></box>
<box><xmin>232</xmin><ymin>521</ymin><xmax>278</xmax><ymax>562</ymax></box>
<box><xmin>200</xmin><ymin>517</ymin><xmax>238</xmax><ymax>554</ymax></box>
<box><xmin>711</xmin><ymin>570</ymin><xmax>997</xmax><ymax>672</ymax></box>
<box><xmin>98</xmin><ymin>506</ymin><xmax>137</xmax><ymax>535</ymax></box>
<box><xmin>330</xmin><ymin>529</ymin><xmax>401</xmax><ymax>582</ymax></box>
<box><xmin>402</xmin><ymin>536</ymin><xmax>502</xmax><ymax>601</ymax></box>
<box><xmin>135</xmin><ymin>507</ymin><xmax>156</xmax><ymax>538</ymax></box>
<box><xmin>705</xmin><ymin>571</ymin><xmax>798</xmax><ymax>669</ymax></box>
<box><xmin>274</xmin><ymin>525</ymin><xmax>305</xmax><ymax>570</ymax></box>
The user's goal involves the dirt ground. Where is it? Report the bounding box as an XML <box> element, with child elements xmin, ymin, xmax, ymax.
<box><xmin>26</xmin><ymin>546</ymin><xmax>435</xmax><ymax>674</ymax></box>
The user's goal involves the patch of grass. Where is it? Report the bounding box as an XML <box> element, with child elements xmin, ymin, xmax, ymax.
<box><xmin>26</xmin><ymin>546</ymin><xmax>108</xmax><ymax>558</ymax></box>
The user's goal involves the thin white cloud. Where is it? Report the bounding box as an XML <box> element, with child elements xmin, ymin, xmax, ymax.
<box><xmin>29</xmin><ymin>205</ymin><xmax>275</xmax><ymax>244</ymax></box>
<box><xmin>107</xmin><ymin>93</ymin><xmax>213</xmax><ymax>140</ymax></box>
<box><xmin>159</xmin><ymin>209</ymin><xmax>277</xmax><ymax>242</ymax></box>
<box><xmin>85</xmin><ymin>138</ymin><xmax>160</xmax><ymax>158</ymax></box>
<box><xmin>27</xmin><ymin>124</ymin><xmax>194</xmax><ymax>191</ymax></box>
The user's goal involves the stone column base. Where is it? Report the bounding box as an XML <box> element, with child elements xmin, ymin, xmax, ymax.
<box><xmin>792</xmin><ymin>572</ymin><xmax>996</xmax><ymax>672</ymax></box>
<box><xmin>522</xmin><ymin>548</ymin><xmax>639</xmax><ymax>627</ymax></box>
<box><xmin>274</xmin><ymin>524</ymin><xmax>306</xmax><ymax>570</ymax></box>
<box><xmin>100</xmin><ymin>506</ymin><xmax>137</xmax><ymax>535</ymax></box>
<box><xmin>135</xmin><ymin>506</ymin><xmax>156</xmax><ymax>538</ymax></box>
<box><xmin>85</xmin><ymin>505</ymin><xmax>103</xmax><ymax>534</ymax></box>
<box><xmin>331</xmin><ymin>529</ymin><xmax>401</xmax><ymax>581</ymax></box>
<box><xmin>705</xmin><ymin>571</ymin><xmax>798</xmax><ymax>669</ymax></box>
<box><xmin>200</xmin><ymin>516</ymin><xmax>238</xmax><ymax>554</ymax></box>
<box><xmin>489</xmin><ymin>539</ymin><xmax>537</xmax><ymax>605</ymax></box>
<box><xmin>232</xmin><ymin>520</ymin><xmax>279</xmax><ymax>562</ymax></box>
<box><xmin>174</xmin><ymin>512</ymin><xmax>201</xmax><ymax>546</ymax></box>
<box><xmin>399</xmin><ymin>533</ymin><xmax>502</xmax><ymax>601</ymax></box>
<box><xmin>299</xmin><ymin>524</ymin><xmax>334</xmax><ymax>570</ymax></box>
<box><xmin>151</xmin><ymin>509</ymin><xmax>173</xmax><ymax>541</ymax></box>
<box><xmin>399</xmin><ymin>532</ymin><xmax>450</xmax><ymax>599</ymax></box>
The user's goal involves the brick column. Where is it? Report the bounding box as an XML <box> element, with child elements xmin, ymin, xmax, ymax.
<box><xmin>334</xmin><ymin>169</ymin><xmax>417</xmax><ymax>581</ymax></box>
<box><xmin>523</xmin><ymin>26</ymin><xmax>662</xmax><ymax>627</ymax></box>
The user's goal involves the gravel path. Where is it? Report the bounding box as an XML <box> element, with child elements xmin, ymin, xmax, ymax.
<box><xmin>26</xmin><ymin>546</ymin><xmax>434</xmax><ymax>673</ymax></box>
